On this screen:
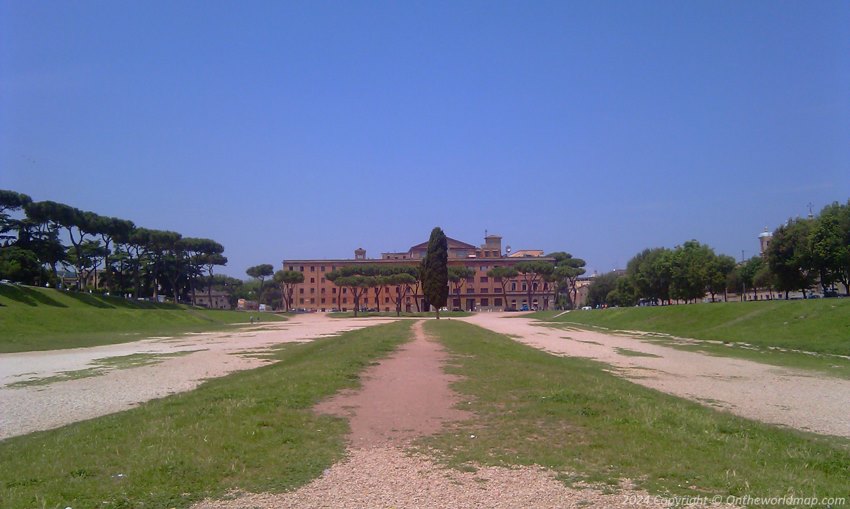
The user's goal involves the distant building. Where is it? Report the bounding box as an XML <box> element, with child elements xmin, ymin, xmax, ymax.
<box><xmin>508</xmin><ymin>249</ymin><xmax>544</xmax><ymax>258</ymax></box>
<box><xmin>237</xmin><ymin>298</ymin><xmax>259</xmax><ymax>311</ymax></box>
<box><xmin>194</xmin><ymin>290</ymin><xmax>232</xmax><ymax>310</ymax></box>
<box><xmin>283</xmin><ymin>234</ymin><xmax>557</xmax><ymax>312</ymax></box>
<box><xmin>758</xmin><ymin>227</ymin><xmax>773</xmax><ymax>258</ymax></box>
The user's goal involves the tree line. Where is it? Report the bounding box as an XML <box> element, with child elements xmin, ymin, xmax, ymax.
<box><xmin>587</xmin><ymin>200</ymin><xmax>850</xmax><ymax>308</ymax></box>
<box><xmin>0</xmin><ymin>189</ymin><xmax>229</xmax><ymax>305</ymax></box>
<box><xmin>261</xmin><ymin>227</ymin><xmax>588</xmax><ymax>315</ymax></box>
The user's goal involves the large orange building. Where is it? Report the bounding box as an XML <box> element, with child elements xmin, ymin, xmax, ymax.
<box><xmin>282</xmin><ymin>234</ymin><xmax>556</xmax><ymax>312</ymax></box>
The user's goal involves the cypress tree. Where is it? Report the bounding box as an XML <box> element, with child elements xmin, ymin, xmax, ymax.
<box><xmin>421</xmin><ymin>227</ymin><xmax>448</xmax><ymax>319</ymax></box>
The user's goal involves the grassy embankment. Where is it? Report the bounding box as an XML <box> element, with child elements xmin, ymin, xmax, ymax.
<box><xmin>0</xmin><ymin>320</ymin><xmax>412</xmax><ymax>509</ymax></box>
<box><xmin>530</xmin><ymin>299</ymin><xmax>850</xmax><ymax>377</ymax></box>
<box><xmin>422</xmin><ymin>320</ymin><xmax>850</xmax><ymax>506</ymax></box>
<box><xmin>0</xmin><ymin>284</ymin><xmax>285</xmax><ymax>353</ymax></box>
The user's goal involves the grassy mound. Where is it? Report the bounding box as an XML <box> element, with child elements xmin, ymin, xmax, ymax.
<box><xmin>532</xmin><ymin>299</ymin><xmax>850</xmax><ymax>357</ymax></box>
<box><xmin>0</xmin><ymin>285</ymin><xmax>284</xmax><ymax>353</ymax></box>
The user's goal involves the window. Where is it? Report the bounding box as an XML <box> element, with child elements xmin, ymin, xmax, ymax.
<box><xmin>495</xmin><ymin>298</ymin><xmax>502</xmax><ymax>306</ymax></box>
<box><xmin>494</xmin><ymin>277</ymin><xmax>502</xmax><ymax>283</ymax></box>
<box><xmin>481</xmin><ymin>298</ymin><xmax>489</xmax><ymax>306</ymax></box>
<box><xmin>299</xmin><ymin>266</ymin><xmax>304</xmax><ymax>272</ymax></box>
<box><xmin>310</xmin><ymin>266</ymin><xmax>315</xmax><ymax>272</ymax></box>
<box><xmin>522</xmin><ymin>283</ymin><xmax>527</xmax><ymax>291</ymax></box>
<box><xmin>343</xmin><ymin>298</ymin><xmax>348</xmax><ymax>304</ymax></box>
<box><xmin>385</xmin><ymin>297</ymin><xmax>389</xmax><ymax>303</ymax></box>
<box><xmin>321</xmin><ymin>266</ymin><xmax>325</xmax><ymax>272</ymax></box>
<box><xmin>310</xmin><ymin>277</ymin><xmax>315</xmax><ymax>283</ymax></box>
<box><xmin>299</xmin><ymin>288</ymin><xmax>304</xmax><ymax>294</ymax></box>
<box><xmin>343</xmin><ymin>288</ymin><xmax>347</xmax><ymax>294</ymax></box>
<box><xmin>480</xmin><ymin>276</ymin><xmax>488</xmax><ymax>283</ymax></box>
<box><xmin>288</xmin><ymin>265</ymin><xmax>294</xmax><ymax>271</ymax></box>
<box><xmin>321</xmin><ymin>298</ymin><xmax>326</xmax><ymax>304</ymax></box>
<box><xmin>299</xmin><ymin>298</ymin><xmax>304</xmax><ymax>304</ymax></box>
<box><xmin>321</xmin><ymin>278</ymin><xmax>325</xmax><ymax>283</ymax></box>
<box><xmin>332</xmin><ymin>288</ymin><xmax>337</xmax><ymax>294</ymax></box>
<box><xmin>321</xmin><ymin>288</ymin><xmax>326</xmax><ymax>294</ymax></box>
<box><xmin>481</xmin><ymin>288</ymin><xmax>489</xmax><ymax>293</ymax></box>
<box><xmin>511</xmin><ymin>282</ymin><xmax>517</xmax><ymax>291</ymax></box>
<box><xmin>310</xmin><ymin>288</ymin><xmax>315</xmax><ymax>294</ymax></box>
<box><xmin>466</xmin><ymin>288</ymin><xmax>474</xmax><ymax>294</ymax></box>
<box><xmin>495</xmin><ymin>287</ymin><xmax>502</xmax><ymax>293</ymax></box>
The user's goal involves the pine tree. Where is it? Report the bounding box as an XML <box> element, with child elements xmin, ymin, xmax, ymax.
<box><xmin>421</xmin><ymin>227</ymin><xmax>448</xmax><ymax>319</ymax></box>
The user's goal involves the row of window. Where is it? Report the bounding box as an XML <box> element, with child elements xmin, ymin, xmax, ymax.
<box><xmin>296</xmin><ymin>297</ymin><xmax>537</xmax><ymax>307</ymax></box>
<box><xmin>299</xmin><ymin>284</ymin><xmax>538</xmax><ymax>294</ymax></box>
<box><xmin>297</xmin><ymin>297</ymin><xmax>415</xmax><ymax>305</ymax></box>
<box><xmin>289</xmin><ymin>264</ymin><xmax>516</xmax><ymax>274</ymax></box>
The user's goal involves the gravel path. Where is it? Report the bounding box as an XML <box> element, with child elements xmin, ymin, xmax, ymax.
<box><xmin>194</xmin><ymin>320</ymin><xmax>736</xmax><ymax>509</ymax></box>
<box><xmin>0</xmin><ymin>313</ymin><xmax>396</xmax><ymax>440</ymax></box>
<box><xmin>462</xmin><ymin>313</ymin><xmax>850</xmax><ymax>438</ymax></box>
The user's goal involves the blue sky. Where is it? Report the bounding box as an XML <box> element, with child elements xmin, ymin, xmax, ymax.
<box><xmin>2</xmin><ymin>1</ymin><xmax>848</xmax><ymax>277</ymax></box>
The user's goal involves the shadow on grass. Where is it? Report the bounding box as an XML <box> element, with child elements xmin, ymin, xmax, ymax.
<box><xmin>63</xmin><ymin>291</ymin><xmax>184</xmax><ymax>310</ymax></box>
<box><xmin>0</xmin><ymin>285</ymin><xmax>68</xmax><ymax>307</ymax></box>
<box><xmin>62</xmin><ymin>292</ymin><xmax>117</xmax><ymax>309</ymax></box>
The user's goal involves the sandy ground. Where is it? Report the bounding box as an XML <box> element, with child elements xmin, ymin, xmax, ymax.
<box><xmin>461</xmin><ymin>312</ymin><xmax>850</xmax><ymax>438</ymax></box>
<box><xmin>194</xmin><ymin>320</ymin><xmax>736</xmax><ymax>509</ymax></box>
<box><xmin>0</xmin><ymin>313</ymin><xmax>397</xmax><ymax>440</ymax></box>
<box><xmin>2</xmin><ymin>312</ymin><xmax>842</xmax><ymax>508</ymax></box>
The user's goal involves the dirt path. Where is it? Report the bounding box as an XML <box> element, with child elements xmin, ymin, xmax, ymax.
<box><xmin>195</xmin><ymin>320</ymin><xmax>732</xmax><ymax>509</ymax></box>
<box><xmin>314</xmin><ymin>320</ymin><xmax>472</xmax><ymax>447</ymax></box>
<box><xmin>0</xmin><ymin>313</ymin><xmax>396</xmax><ymax>440</ymax></box>
<box><xmin>463</xmin><ymin>313</ymin><xmax>850</xmax><ymax>438</ymax></box>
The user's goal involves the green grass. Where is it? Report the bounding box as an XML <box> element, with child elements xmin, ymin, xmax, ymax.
<box><xmin>327</xmin><ymin>310</ymin><xmax>472</xmax><ymax>318</ymax></box>
<box><xmin>0</xmin><ymin>285</ymin><xmax>285</xmax><ymax>353</ymax></box>
<box><xmin>531</xmin><ymin>299</ymin><xmax>850</xmax><ymax>356</ymax></box>
<box><xmin>422</xmin><ymin>320</ymin><xmax>850</xmax><ymax>505</ymax></box>
<box><xmin>0</xmin><ymin>320</ymin><xmax>412</xmax><ymax>509</ymax></box>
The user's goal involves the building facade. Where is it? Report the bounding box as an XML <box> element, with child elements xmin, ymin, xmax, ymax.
<box><xmin>283</xmin><ymin>235</ymin><xmax>557</xmax><ymax>312</ymax></box>
<box><xmin>193</xmin><ymin>290</ymin><xmax>232</xmax><ymax>310</ymax></box>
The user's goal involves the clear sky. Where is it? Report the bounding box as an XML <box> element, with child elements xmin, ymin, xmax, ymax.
<box><xmin>2</xmin><ymin>1</ymin><xmax>849</xmax><ymax>277</ymax></box>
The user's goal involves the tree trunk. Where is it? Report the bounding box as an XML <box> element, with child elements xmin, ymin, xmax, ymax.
<box><xmin>208</xmin><ymin>270</ymin><xmax>214</xmax><ymax>309</ymax></box>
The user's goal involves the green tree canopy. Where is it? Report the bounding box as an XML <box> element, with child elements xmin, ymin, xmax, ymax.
<box><xmin>273</xmin><ymin>270</ymin><xmax>304</xmax><ymax>311</ymax></box>
<box><xmin>548</xmin><ymin>252</ymin><xmax>586</xmax><ymax>309</ymax></box>
<box><xmin>515</xmin><ymin>259</ymin><xmax>555</xmax><ymax>310</ymax></box>
<box><xmin>767</xmin><ymin>218</ymin><xmax>816</xmax><ymax>298</ymax></box>
<box><xmin>627</xmin><ymin>247</ymin><xmax>673</xmax><ymax>304</ymax></box>
<box><xmin>421</xmin><ymin>227</ymin><xmax>448</xmax><ymax>318</ymax></box>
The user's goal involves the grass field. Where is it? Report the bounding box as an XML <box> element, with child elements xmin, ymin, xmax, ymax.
<box><xmin>0</xmin><ymin>320</ymin><xmax>412</xmax><ymax>509</ymax></box>
<box><xmin>422</xmin><ymin>320</ymin><xmax>850</xmax><ymax>505</ymax></box>
<box><xmin>530</xmin><ymin>298</ymin><xmax>850</xmax><ymax>357</ymax></box>
<box><xmin>0</xmin><ymin>285</ymin><xmax>285</xmax><ymax>353</ymax></box>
